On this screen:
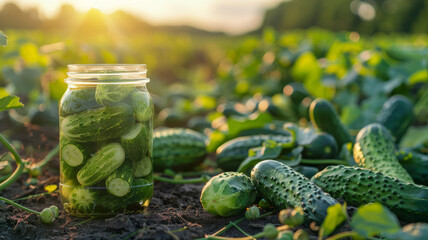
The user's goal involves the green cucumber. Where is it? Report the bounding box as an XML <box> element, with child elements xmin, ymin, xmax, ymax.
<box><xmin>153</xmin><ymin>128</ymin><xmax>207</xmax><ymax>171</ymax></box>
<box><xmin>60</xmin><ymin>159</ymin><xmax>80</xmax><ymax>182</ymax></box>
<box><xmin>302</xmin><ymin>132</ymin><xmax>338</xmax><ymax>159</ymax></box>
<box><xmin>61</xmin><ymin>104</ymin><xmax>134</xmax><ymax>142</ymax></box>
<box><xmin>133</xmin><ymin>156</ymin><xmax>152</xmax><ymax>177</ymax></box>
<box><xmin>61</xmin><ymin>143</ymin><xmax>92</xmax><ymax>167</ymax></box>
<box><xmin>98</xmin><ymin>178</ymin><xmax>153</xmax><ymax>212</ymax></box>
<box><xmin>77</xmin><ymin>143</ymin><xmax>126</xmax><ymax>186</ymax></box>
<box><xmin>60</xmin><ymin>88</ymin><xmax>100</xmax><ymax>117</ymax></box>
<box><xmin>309</xmin><ymin>98</ymin><xmax>353</xmax><ymax>147</ymax></box>
<box><xmin>354</xmin><ymin>123</ymin><xmax>413</xmax><ymax>182</ymax></box>
<box><xmin>106</xmin><ymin>161</ymin><xmax>134</xmax><ymax>197</ymax></box>
<box><xmin>312</xmin><ymin>165</ymin><xmax>428</xmax><ymax>222</ymax></box>
<box><xmin>131</xmin><ymin>91</ymin><xmax>153</xmax><ymax>122</ymax></box>
<box><xmin>216</xmin><ymin>135</ymin><xmax>294</xmax><ymax>171</ymax></box>
<box><xmin>397</xmin><ymin>150</ymin><xmax>428</xmax><ymax>186</ymax></box>
<box><xmin>95</xmin><ymin>84</ymin><xmax>134</xmax><ymax>106</ymax></box>
<box><xmin>68</xmin><ymin>188</ymin><xmax>97</xmax><ymax>213</ymax></box>
<box><xmin>121</xmin><ymin>123</ymin><xmax>150</xmax><ymax>161</ymax></box>
<box><xmin>251</xmin><ymin>160</ymin><xmax>338</xmax><ymax>224</ymax></box>
<box><xmin>376</xmin><ymin>95</ymin><xmax>414</xmax><ymax>143</ymax></box>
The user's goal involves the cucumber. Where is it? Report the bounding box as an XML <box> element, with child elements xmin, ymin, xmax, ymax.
<box><xmin>77</xmin><ymin>143</ymin><xmax>126</xmax><ymax>186</ymax></box>
<box><xmin>121</xmin><ymin>123</ymin><xmax>150</xmax><ymax>162</ymax></box>
<box><xmin>153</xmin><ymin>128</ymin><xmax>207</xmax><ymax>171</ymax></box>
<box><xmin>251</xmin><ymin>160</ymin><xmax>338</xmax><ymax>224</ymax></box>
<box><xmin>133</xmin><ymin>156</ymin><xmax>152</xmax><ymax>177</ymax></box>
<box><xmin>60</xmin><ymin>88</ymin><xmax>100</xmax><ymax>117</ymax></box>
<box><xmin>68</xmin><ymin>188</ymin><xmax>97</xmax><ymax>213</ymax></box>
<box><xmin>397</xmin><ymin>150</ymin><xmax>428</xmax><ymax>186</ymax></box>
<box><xmin>312</xmin><ymin>165</ymin><xmax>428</xmax><ymax>222</ymax></box>
<box><xmin>354</xmin><ymin>123</ymin><xmax>414</xmax><ymax>183</ymax></box>
<box><xmin>309</xmin><ymin>98</ymin><xmax>353</xmax><ymax>147</ymax></box>
<box><xmin>95</xmin><ymin>84</ymin><xmax>134</xmax><ymax>106</ymax></box>
<box><xmin>60</xmin><ymin>179</ymin><xmax>80</xmax><ymax>201</ymax></box>
<box><xmin>376</xmin><ymin>95</ymin><xmax>414</xmax><ymax>143</ymax></box>
<box><xmin>216</xmin><ymin>135</ymin><xmax>294</xmax><ymax>171</ymax></box>
<box><xmin>98</xmin><ymin>178</ymin><xmax>153</xmax><ymax>212</ymax></box>
<box><xmin>302</xmin><ymin>132</ymin><xmax>338</xmax><ymax>159</ymax></box>
<box><xmin>60</xmin><ymin>159</ymin><xmax>80</xmax><ymax>182</ymax></box>
<box><xmin>106</xmin><ymin>161</ymin><xmax>134</xmax><ymax>197</ymax></box>
<box><xmin>61</xmin><ymin>104</ymin><xmax>134</xmax><ymax>142</ymax></box>
<box><xmin>131</xmin><ymin>91</ymin><xmax>153</xmax><ymax>122</ymax></box>
<box><xmin>61</xmin><ymin>143</ymin><xmax>92</xmax><ymax>167</ymax></box>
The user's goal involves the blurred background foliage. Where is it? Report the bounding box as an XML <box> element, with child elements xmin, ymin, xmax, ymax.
<box><xmin>0</xmin><ymin>0</ymin><xmax>427</xmax><ymax>148</ymax></box>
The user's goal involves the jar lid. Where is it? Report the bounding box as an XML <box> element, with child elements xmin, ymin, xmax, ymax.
<box><xmin>66</xmin><ymin>64</ymin><xmax>149</xmax><ymax>85</ymax></box>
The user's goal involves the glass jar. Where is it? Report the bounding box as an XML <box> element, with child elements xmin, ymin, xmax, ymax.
<box><xmin>59</xmin><ymin>64</ymin><xmax>153</xmax><ymax>217</ymax></box>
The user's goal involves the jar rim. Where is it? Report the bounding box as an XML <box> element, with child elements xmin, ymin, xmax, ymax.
<box><xmin>66</xmin><ymin>64</ymin><xmax>149</xmax><ymax>85</ymax></box>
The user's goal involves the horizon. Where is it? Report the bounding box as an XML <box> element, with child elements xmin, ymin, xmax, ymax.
<box><xmin>0</xmin><ymin>0</ymin><xmax>284</xmax><ymax>34</ymax></box>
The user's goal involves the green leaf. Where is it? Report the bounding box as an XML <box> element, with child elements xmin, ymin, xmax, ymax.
<box><xmin>350</xmin><ymin>203</ymin><xmax>401</xmax><ymax>238</ymax></box>
<box><xmin>0</xmin><ymin>95</ymin><xmax>24</xmax><ymax>112</ymax></box>
<box><xmin>382</xmin><ymin>223</ymin><xmax>428</xmax><ymax>240</ymax></box>
<box><xmin>320</xmin><ymin>203</ymin><xmax>348</xmax><ymax>236</ymax></box>
<box><xmin>408</xmin><ymin>69</ymin><xmax>428</xmax><ymax>85</ymax></box>
<box><xmin>0</xmin><ymin>32</ymin><xmax>7</xmax><ymax>47</ymax></box>
<box><xmin>237</xmin><ymin>140</ymin><xmax>283</xmax><ymax>175</ymax></box>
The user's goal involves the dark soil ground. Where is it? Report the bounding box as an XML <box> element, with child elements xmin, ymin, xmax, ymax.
<box><xmin>0</xmin><ymin>122</ymin><xmax>356</xmax><ymax>240</ymax></box>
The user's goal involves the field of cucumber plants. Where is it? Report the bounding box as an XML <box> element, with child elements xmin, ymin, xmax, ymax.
<box><xmin>0</xmin><ymin>29</ymin><xmax>427</xmax><ymax>239</ymax></box>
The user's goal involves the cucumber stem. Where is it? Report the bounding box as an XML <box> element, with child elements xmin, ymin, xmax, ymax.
<box><xmin>0</xmin><ymin>196</ymin><xmax>40</xmax><ymax>215</ymax></box>
<box><xmin>209</xmin><ymin>211</ymin><xmax>274</xmax><ymax>237</ymax></box>
<box><xmin>300</xmin><ymin>158</ymin><xmax>350</xmax><ymax>166</ymax></box>
<box><xmin>154</xmin><ymin>175</ymin><xmax>211</xmax><ymax>184</ymax></box>
<box><xmin>0</xmin><ymin>134</ymin><xmax>24</xmax><ymax>191</ymax></box>
<box><xmin>32</xmin><ymin>144</ymin><xmax>60</xmax><ymax>169</ymax></box>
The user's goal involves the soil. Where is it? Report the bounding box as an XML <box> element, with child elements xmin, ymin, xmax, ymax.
<box><xmin>0</xmin><ymin>122</ymin><xmax>356</xmax><ymax>240</ymax></box>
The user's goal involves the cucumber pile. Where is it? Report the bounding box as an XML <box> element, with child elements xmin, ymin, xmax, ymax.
<box><xmin>59</xmin><ymin>85</ymin><xmax>154</xmax><ymax>217</ymax></box>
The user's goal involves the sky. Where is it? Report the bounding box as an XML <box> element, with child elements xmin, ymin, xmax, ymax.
<box><xmin>0</xmin><ymin>0</ymin><xmax>284</xmax><ymax>34</ymax></box>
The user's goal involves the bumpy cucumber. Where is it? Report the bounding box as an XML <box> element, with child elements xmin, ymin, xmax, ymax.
<box><xmin>397</xmin><ymin>150</ymin><xmax>428</xmax><ymax>186</ymax></box>
<box><xmin>302</xmin><ymin>132</ymin><xmax>338</xmax><ymax>159</ymax></box>
<box><xmin>68</xmin><ymin>188</ymin><xmax>97</xmax><ymax>213</ymax></box>
<box><xmin>106</xmin><ymin>161</ymin><xmax>134</xmax><ymax>197</ymax></box>
<box><xmin>309</xmin><ymin>98</ymin><xmax>353</xmax><ymax>147</ymax></box>
<box><xmin>251</xmin><ymin>160</ymin><xmax>338</xmax><ymax>224</ymax></box>
<box><xmin>131</xmin><ymin>91</ymin><xmax>153</xmax><ymax>122</ymax></box>
<box><xmin>354</xmin><ymin>123</ymin><xmax>413</xmax><ymax>182</ymax></box>
<box><xmin>60</xmin><ymin>88</ymin><xmax>100</xmax><ymax>117</ymax></box>
<box><xmin>200</xmin><ymin>172</ymin><xmax>257</xmax><ymax>217</ymax></box>
<box><xmin>95</xmin><ymin>84</ymin><xmax>134</xmax><ymax>106</ymax></box>
<box><xmin>216</xmin><ymin>135</ymin><xmax>294</xmax><ymax>171</ymax></box>
<box><xmin>61</xmin><ymin>104</ymin><xmax>134</xmax><ymax>142</ymax></box>
<box><xmin>153</xmin><ymin>128</ymin><xmax>207</xmax><ymax>171</ymax></box>
<box><xmin>376</xmin><ymin>95</ymin><xmax>413</xmax><ymax>143</ymax></box>
<box><xmin>312</xmin><ymin>165</ymin><xmax>428</xmax><ymax>222</ymax></box>
<box><xmin>61</xmin><ymin>143</ymin><xmax>92</xmax><ymax>167</ymax></box>
<box><xmin>77</xmin><ymin>143</ymin><xmax>126</xmax><ymax>186</ymax></box>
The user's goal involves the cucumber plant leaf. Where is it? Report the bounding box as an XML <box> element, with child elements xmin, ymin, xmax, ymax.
<box><xmin>320</xmin><ymin>203</ymin><xmax>348</xmax><ymax>237</ymax></box>
<box><xmin>237</xmin><ymin>140</ymin><xmax>283</xmax><ymax>175</ymax></box>
<box><xmin>350</xmin><ymin>203</ymin><xmax>401</xmax><ymax>238</ymax></box>
<box><xmin>0</xmin><ymin>95</ymin><xmax>24</xmax><ymax>112</ymax></box>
